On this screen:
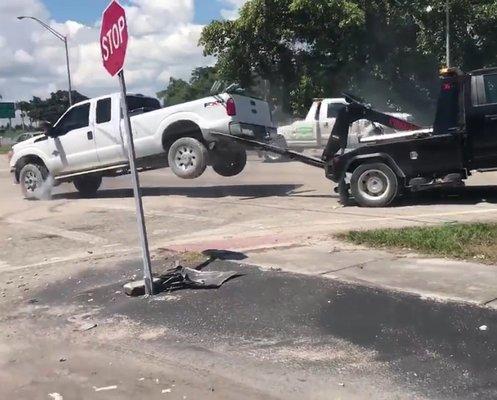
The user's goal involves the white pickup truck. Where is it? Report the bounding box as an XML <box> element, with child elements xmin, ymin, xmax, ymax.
<box><xmin>9</xmin><ymin>91</ymin><xmax>275</xmax><ymax>198</ymax></box>
<box><xmin>276</xmin><ymin>98</ymin><xmax>413</xmax><ymax>152</ymax></box>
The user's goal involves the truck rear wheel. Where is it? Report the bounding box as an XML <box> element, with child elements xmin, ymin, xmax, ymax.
<box><xmin>168</xmin><ymin>137</ymin><xmax>208</xmax><ymax>179</ymax></box>
<box><xmin>74</xmin><ymin>175</ymin><xmax>102</xmax><ymax>198</ymax></box>
<box><xmin>350</xmin><ymin>163</ymin><xmax>398</xmax><ymax>207</ymax></box>
<box><xmin>212</xmin><ymin>148</ymin><xmax>247</xmax><ymax>177</ymax></box>
<box><xmin>19</xmin><ymin>163</ymin><xmax>50</xmax><ymax>200</ymax></box>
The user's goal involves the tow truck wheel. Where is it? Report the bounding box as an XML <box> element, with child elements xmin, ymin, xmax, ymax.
<box><xmin>212</xmin><ymin>147</ymin><xmax>247</xmax><ymax>177</ymax></box>
<box><xmin>350</xmin><ymin>163</ymin><xmax>398</xmax><ymax>207</ymax></box>
<box><xmin>19</xmin><ymin>163</ymin><xmax>50</xmax><ymax>200</ymax></box>
<box><xmin>168</xmin><ymin>137</ymin><xmax>208</xmax><ymax>179</ymax></box>
<box><xmin>74</xmin><ymin>175</ymin><xmax>102</xmax><ymax>198</ymax></box>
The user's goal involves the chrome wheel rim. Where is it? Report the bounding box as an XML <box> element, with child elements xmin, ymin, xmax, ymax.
<box><xmin>175</xmin><ymin>146</ymin><xmax>198</xmax><ymax>172</ymax></box>
<box><xmin>23</xmin><ymin>170</ymin><xmax>41</xmax><ymax>193</ymax></box>
<box><xmin>357</xmin><ymin>169</ymin><xmax>390</xmax><ymax>201</ymax></box>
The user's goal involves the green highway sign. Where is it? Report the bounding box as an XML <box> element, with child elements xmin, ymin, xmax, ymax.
<box><xmin>0</xmin><ymin>102</ymin><xmax>15</xmax><ymax>119</ymax></box>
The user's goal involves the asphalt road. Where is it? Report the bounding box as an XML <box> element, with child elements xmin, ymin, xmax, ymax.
<box><xmin>1</xmin><ymin>155</ymin><xmax>497</xmax><ymax>399</ymax></box>
<box><xmin>21</xmin><ymin>256</ymin><xmax>497</xmax><ymax>399</ymax></box>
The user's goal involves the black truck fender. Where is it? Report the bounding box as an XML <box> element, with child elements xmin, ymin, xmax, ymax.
<box><xmin>342</xmin><ymin>153</ymin><xmax>406</xmax><ymax>180</ymax></box>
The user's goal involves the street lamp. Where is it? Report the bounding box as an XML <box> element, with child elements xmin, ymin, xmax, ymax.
<box><xmin>17</xmin><ymin>16</ymin><xmax>73</xmax><ymax>106</ymax></box>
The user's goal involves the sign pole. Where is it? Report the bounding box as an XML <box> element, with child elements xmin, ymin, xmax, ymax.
<box><xmin>118</xmin><ymin>70</ymin><xmax>154</xmax><ymax>296</ymax></box>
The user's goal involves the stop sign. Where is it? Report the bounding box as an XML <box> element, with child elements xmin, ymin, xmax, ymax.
<box><xmin>100</xmin><ymin>0</ymin><xmax>128</xmax><ymax>76</ymax></box>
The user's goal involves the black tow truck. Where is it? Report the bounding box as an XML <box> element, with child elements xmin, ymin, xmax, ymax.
<box><xmin>214</xmin><ymin>67</ymin><xmax>497</xmax><ymax>207</ymax></box>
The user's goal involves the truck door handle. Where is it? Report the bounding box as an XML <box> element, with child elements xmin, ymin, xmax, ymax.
<box><xmin>87</xmin><ymin>131</ymin><xmax>93</xmax><ymax>140</ymax></box>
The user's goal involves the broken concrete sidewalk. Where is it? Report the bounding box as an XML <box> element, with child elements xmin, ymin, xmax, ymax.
<box><xmin>242</xmin><ymin>240</ymin><xmax>497</xmax><ymax>309</ymax></box>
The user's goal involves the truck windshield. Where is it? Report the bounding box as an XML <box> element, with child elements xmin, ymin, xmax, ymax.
<box><xmin>126</xmin><ymin>96</ymin><xmax>161</xmax><ymax>112</ymax></box>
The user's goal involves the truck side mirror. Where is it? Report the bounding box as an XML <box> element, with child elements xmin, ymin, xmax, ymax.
<box><xmin>41</xmin><ymin>121</ymin><xmax>57</xmax><ymax>138</ymax></box>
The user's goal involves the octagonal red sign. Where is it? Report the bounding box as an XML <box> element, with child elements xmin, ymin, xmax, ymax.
<box><xmin>100</xmin><ymin>0</ymin><xmax>128</xmax><ymax>76</ymax></box>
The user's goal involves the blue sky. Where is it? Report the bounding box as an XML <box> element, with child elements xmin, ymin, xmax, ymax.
<box><xmin>43</xmin><ymin>0</ymin><xmax>224</xmax><ymax>25</ymax></box>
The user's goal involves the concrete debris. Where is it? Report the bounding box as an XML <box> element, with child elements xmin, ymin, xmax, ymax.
<box><xmin>48</xmin><ymin>393</ymin><xmax>63</xmax><ymax>400</ymax></box>
<box><xmin>75</xmin><ymin>322</ymin><xmax>97</xmax><ymax>332</ymax></box>
<box><xmin>124</xmin><ymin>266</ymin><xmax>241</xmax><ymax>297</ymax></box>
<box><xmin>479</xmin><ymin>325</ymin><xmax>488</xmax><ymax>331</ymax></box>
<box><xmin>93</xmin><ymin>385</ymin><xmax>118</xmax><ymax>392</ymax></box>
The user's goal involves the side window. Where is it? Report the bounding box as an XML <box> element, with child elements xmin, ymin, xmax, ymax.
<box><xmin>96</xmin><ymin>98</ymin><xmax>112</xmax><ymax>124</ymax></box>
<box><xmin>57</xmin><ymin>103</ymin><xmax>90</xmax><ymax>134</ymax></box>
<box><xmin>484</xmin><ymin>74</ymin><xmax>497</xmax><ymax>104</ymax></box>
<box><xmin>328</xmin><ymin>103</ymin><xmax>345</xmax><ymax>118</ymax></box>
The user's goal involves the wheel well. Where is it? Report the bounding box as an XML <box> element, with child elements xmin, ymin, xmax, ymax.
<box><xmin>347</xmin><ymin>157</ymin><xmax>402</xmax><ymax>178</ymax></box>
<box><xmin>162</xmin><ymin>120</ymin><xmax>204</xmax><ymax>152</ymax></box>
<box><xmin>15</xmin><ymin>155</ymin><xmax>46</xmax><ymax>182</ymax></box>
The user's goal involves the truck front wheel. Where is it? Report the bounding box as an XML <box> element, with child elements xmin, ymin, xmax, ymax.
<box><xmin>212</xmin><ymin>148</ymin><xmax>247</xmax><ymax>177</ymax></box>
<box><xmin>19</xmin><ymin>163</ymin><xmax>50</xmax><ymax>200</ymax></box>
<box><xmin>350</xmin><ymin>163</ymin><xmax>398</xmax><ymax>207</ymax></box>
<box><xmin>168</xmin><ymin>137</ymin><xmax>208</xmax><ymax>179</ymax></box>
<box><xmin>74</xmin><ymin>176</ymin><xmax>102</xmax><ymax>198</ymax></box>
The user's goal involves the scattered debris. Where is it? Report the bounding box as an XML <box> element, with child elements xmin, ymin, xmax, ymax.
<box><xmin>59</xmin><ymin>357</ymin><xmax>67</xmax><ymax>362</ymax></box>
<box><xmin>138</xmin><ymin>377</ymin><xmax>145</xmax><ymax>381</ymax></box>
<box><xmin>479</xmin><ymin>325</ymin><xmax>488</xmax><ymax>331</ymax></box>
<box><xmin>27</xmin><ymin>299</ymin><xmax>38</xmax><ymax>304</ymax></box>
<box><xmin>48</xmin><ymin>393</ymin><xmax>63</xmax><ymax>400</ymax></box>
<box><xmin>338</xmin><ymin>382</ymin><xmax>345</xmax><ymax>387</ymax></box>
<box><xmin>93</xmin><ymin>385</ymin><xmax>117</xmax><ymax>392</ymax></box>
<box><xmin>75</xmin><ymin>322</ymin><xmax>97</xmax><ymax>332</ymax></box>
<box><xmin>124</xmin><ymin>266</ymin><xmax>241</xmax><ymax>297</ymax></box>
<box><xmin>161</xmin><ymin>388</ymin><xmax>172</xmax><ymax>393</ymax></box>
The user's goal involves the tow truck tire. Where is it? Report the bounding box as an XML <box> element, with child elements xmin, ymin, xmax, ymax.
<box><xmin>168</xmin><ymin>137</ymin><xmax>208</xmax><ymax>179</ymax></box>
<box><xmin>350</xmin><ymin>163</ymin><xmax>398</xmax><ymax>207</ymax></box>
<box><xmin>74</xmin><ymin>175</ymin><xmax>102</xmax><ymax>198</ymax></box>
<box><xmin>19</xmin><ymin>163</ymin><xmax>50</xmax><ymax>200</ymax></box>
<box><xmin>212</xmin><ymin>148</ymin><xmax>247</xmax><ymax>177</ymax></box>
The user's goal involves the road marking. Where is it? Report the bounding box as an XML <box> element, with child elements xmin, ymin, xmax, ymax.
<box><xmin>5</xmin><ymin>218</ymin><xmax>108</xmax><ymax>245</ymax></box>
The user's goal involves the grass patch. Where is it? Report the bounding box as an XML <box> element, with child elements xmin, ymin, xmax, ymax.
<box><xmin>0</xmin><ymin>146</ymin><xmax>12</xmax><ymax>154</ymax></box>
<box><xmin>338</xmin><ymin>223</ymin><xmax>497</xmax><ymax>263</ymax></box>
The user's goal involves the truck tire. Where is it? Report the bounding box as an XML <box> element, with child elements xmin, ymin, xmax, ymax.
<box><xmin>74</xmin><ymin>176</ymin><xmax>102</xmax><ymax>198</ymax></box>
<box><xmin>212</xmin><ymin>148</ymin><xmax>247</xmax><ymax>177</ymax></box>
<box><xmin>19</xmin><ymin>163</ymin><xmax>50</xmax><ymax>200</ymax></box>
<box><xmin>350</xmin><ymin>163</ymin><xmax>398</xmax><ymax>207</ymax></box>
<box><xmin>168</xmin><ymin>137</ymin><xmax>208</xmax><ymax>179</ymax></box>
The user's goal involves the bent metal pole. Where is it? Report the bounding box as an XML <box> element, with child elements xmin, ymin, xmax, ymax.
<box><xmin>118</xmin><ymin>70</ymin><xmax>154</xmax><ymax>295</ymax></box>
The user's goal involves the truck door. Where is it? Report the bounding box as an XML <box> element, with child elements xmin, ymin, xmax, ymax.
<box><xmin>468</xmin><ymin>72</ymin><xmax>497</xmax><ymax>167</ymax></box>
<box><xmin>318</xmin><ymin>100</ymin><xmax>346</xmax><ymax>146</ymax></box>
<box><xmin>93</xmin><ymin>97</ymin><xmax>127</xmax><ymax>165</ymax></box>
<box><xmin>48</xmin><ymin>102</ymin><xmax>99</xmax><ymax>174</ymax></box>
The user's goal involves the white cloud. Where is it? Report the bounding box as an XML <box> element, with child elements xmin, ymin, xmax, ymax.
<box><xmin>219</xmin><ymin>0</ymin><xmax>249</xmax><ymax>20</ymax></box>
<box><xmin>0</xmin><ymin>0</ymin><xmax>214</xmax><ymax>105</ymax></box>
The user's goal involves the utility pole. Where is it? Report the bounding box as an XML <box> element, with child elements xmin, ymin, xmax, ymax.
<box><xmin>446</xmin><ymin>0</ymin><xmax>451</xmax><ymax>67</ymax></box>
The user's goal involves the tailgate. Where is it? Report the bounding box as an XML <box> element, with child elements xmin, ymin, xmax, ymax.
<box><xmin>230</xmin><ymin>94</ymin><xmax>273</xmax><ymax>127</ymax></box>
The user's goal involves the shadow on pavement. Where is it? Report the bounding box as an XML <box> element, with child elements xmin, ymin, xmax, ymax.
<box><xmin>396</xmin><ymin>186</ymin><xmax>497</xmax><ymax>207</ymax></box>
<box><xmin>52</xmin><ymin>184</ymin><xmax>303</xmax><ymax>200</ymax></box>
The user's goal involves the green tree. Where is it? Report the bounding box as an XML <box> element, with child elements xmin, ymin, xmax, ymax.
<box><xmin>157</xmin><ymin>67</ymin><xmax>218</xmax><ymax>106</ymax></box>
<box><xmin>24</xmin><ymin>90</ymin><xmax>88</xmax><ymax>124</ymax></box>
<box><xmin>201</xmin><ymin>0</ymin><xmax>497</xmax><ymax>121</ymax></box>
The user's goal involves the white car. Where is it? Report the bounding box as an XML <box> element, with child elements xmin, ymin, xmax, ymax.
<box><xmin>9</xmin><ymin>92</ymin><xmax>275</xmax><ymax>198</ymax></box>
